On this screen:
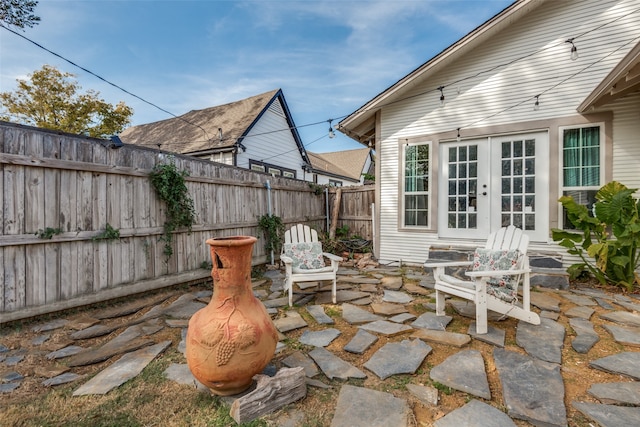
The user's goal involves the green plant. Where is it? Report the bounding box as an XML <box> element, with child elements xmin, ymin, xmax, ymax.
<box><xmin>93</xmin><ymin>223</ymin><xmax>120</xmax><ymax>241</ymax></box>
<box><xmin>35</xmin><ymin>227</ymin><xmax>62</xmax><ymax>239</ymax></box>
<box><xmin>257</xmin><ymin>213</ymin><xmax>284</xmax><ymax>255</ymax></box>
<box><xmin>149</xmin><ymin>161</ymin><xmax>196</xmax><ymax>258</ymax></box>
<box><xmin>308</xmin><ymin>182</ymin><xmax>329</xmax><ymax>195</ymax></box>
<box><xmin>552</xmin><ymin>181</ymin><xmax>640</xmax><ymax>291</ymax></box>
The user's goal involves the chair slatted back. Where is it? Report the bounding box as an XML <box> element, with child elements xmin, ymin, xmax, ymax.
<box><xmin>285</xmin><ymin>224</ymin><xmax>318</xmax><ymax>245</ymax></box>
<box><xmin>484</xmin><ymin>225</ymin><xmax>529</xmax><ymax>256</ymax></box>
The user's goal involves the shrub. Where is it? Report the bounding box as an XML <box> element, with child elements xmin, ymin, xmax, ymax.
<box><xmin>551</xmin><ymin>181</ymin><xmax>640</xmax><ymax>291</ymax></box>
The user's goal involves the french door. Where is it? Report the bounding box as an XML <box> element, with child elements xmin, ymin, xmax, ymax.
<box><xmin>438</xmin><ymin>132</ymin><xmax>548</xmax><ymax>241</ymax></box>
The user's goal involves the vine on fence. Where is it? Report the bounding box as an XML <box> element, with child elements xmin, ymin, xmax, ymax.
<box><xmin>258</xmin><ymin>214</ymin><xmax>285</xmax><ymax>255</ymax></box>
<box><xmin>93</xmin><ymin>223</ymin><xmax>120</xmax><ymax>241</ymax></box>
<box><xmin>149</xmin><ymin>160</ymin><xmax>196</xmax><ymax>258</ymax></box>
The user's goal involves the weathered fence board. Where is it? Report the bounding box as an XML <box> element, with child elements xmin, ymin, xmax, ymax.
<box><xmin>0</xmin><ymin>122</ymin><xmax>374</xmax><ymax>323</ymax></box>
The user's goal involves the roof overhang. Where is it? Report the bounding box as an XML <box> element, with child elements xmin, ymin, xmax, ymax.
<box><xmin>578</xmin><ymin>41</ymin><xmax>640</xmax><ymax>113</ymax></box>
<box><xmin>338</xmin><ymin>0</ymin><xmax>546</xmax><ymax>144</ymax></box>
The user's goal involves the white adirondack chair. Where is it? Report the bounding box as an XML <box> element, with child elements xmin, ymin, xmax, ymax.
<box><xmin>280</xmin><ymin>224</ymin><xmax>342</xmax><ymax>306</ymax></box>
<box><xmin>424</xmin><ymin>225</ymin><xmax>540</xmax><ymax>334</ymax></box>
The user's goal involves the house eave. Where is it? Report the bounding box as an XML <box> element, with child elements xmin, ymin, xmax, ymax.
<box><xmin>578</xmin><ymin>41</ymin><xmax>640</xmax><ymax>113</ymax></box>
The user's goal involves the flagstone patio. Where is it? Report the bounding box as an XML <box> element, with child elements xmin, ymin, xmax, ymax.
<box><xmin>2</xmin><ymin>264</ymin><xmax>640</xmax><ymax>426</ymax></box>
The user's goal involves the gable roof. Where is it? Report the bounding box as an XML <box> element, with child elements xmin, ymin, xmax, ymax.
<box><xmin>307</xmin><ymin>148</ymin><xmax>373</xmax><ymax>182</ymax></box>
<box><xmin>578</xmin><ymin>41</ymin><xmax>640</xmax><ymax>112</ymax></box>
<box><xmin>338</xmin><ymin>0</ymin><xmax>546</xmax><ymax>143</ymax></box>
<box><xmin>120</xmin><ymin>89</ymin><xmax>305</xmax><ymax>156</ymax></box>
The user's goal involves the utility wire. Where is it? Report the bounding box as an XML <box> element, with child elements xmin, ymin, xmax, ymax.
<box><xmin>0</xmin><ymin>23</ymin><xmax>212</xmax><ymax>142</ymax></box>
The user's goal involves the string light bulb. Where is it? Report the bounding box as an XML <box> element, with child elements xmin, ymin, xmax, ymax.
<box><xmin>438</xmin><ymin>86</ymin><xmax>445</xmax><ymax>107</ymax></box>
<box><xmin>328</xmin><ymin>119</ymin><xmax>335</xmax><ymax>139</ymax></box>
<box><xmin>456</xmin><ymin>128</ymin><xmax>461</xmax><ymax>142</ymax></box>
<box><xmin>533</xmin><ymin>95</ymin><xmax>540</xmax><ymax>111</ymax></box>
<box><xmin>566</xmin><ymin>38</ymin><xmax>578</xmax><ymax>60</ymax></box>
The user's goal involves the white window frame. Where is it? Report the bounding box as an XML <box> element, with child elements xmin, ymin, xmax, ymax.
<box><xmin>558</xmin><ymin>124</ymin><xmax>605</xmax><ymax>229</ymax></box>
<box><xmin>401</xmin><ymin>141</ymin><xmax>431</xmax><ymax>229</ymax></box>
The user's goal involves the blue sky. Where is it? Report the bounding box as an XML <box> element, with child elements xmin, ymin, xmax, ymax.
<box><xmin>1</xmin><ymin>0</ymin><xmax>513</xmax><ymax>153</ymax></box>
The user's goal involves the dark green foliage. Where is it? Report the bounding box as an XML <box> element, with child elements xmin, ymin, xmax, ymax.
<box><xmin>149</xmin><ymin>161</ymin><xmax>196</xmax><ymax>258</ymax></box>
<box><xmin>35</xmin><ymin>227</ymin><xmax>62</xmax><ymax>239</ymax></box>
<box><xmin>552</xmin><ymin>181</ymin><xmax>640</xmax><ymax>291</ymax></box>
<box><xmin>93</xmin><ymin>223</ymin><xmax>120</xmax><ymax>241</ymax></box>
<box><xmin>257</xmin><ymin>214</ymin><xmax>284</xmax><ymax>255</ymax></box>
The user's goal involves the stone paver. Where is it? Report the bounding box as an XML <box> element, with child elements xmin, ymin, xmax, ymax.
<box><xmin>306</xmin><ymin>305</ymin><xmax>334</xmax><ymax>324</ymax></box>
<box><xmin>370</xmin><ymin>302</ymin><xmax>408</xmax><ymax>316</ymax></box>
<box><xmin>564</xmin><ymin>305</ymin><xmax>594</xmax><ymax>320</ymax></box>
<box><xmin>430</xmin><ymin>350</ymin><xmax>490</xmax><ymax>399</ymax></box>
<box><xmin>331</xmin><ymin>384</ymin><xmax>410</xmax><ymax>427</ymax></box>
<box><xmin>494</xmin><ymin>348</ymin><xmax>567</xmax><ymax>427</ymax></box>
<box><xmin>382</xmin><ymin>290</ymin><xmax>413</xmax><ymax>304</ymax></box>
<box><xmin>342</xmin><ymin>303</ymin><xmax>383</xmax><ymax>325</ymax></box>
<box><xmin>434</xmin><ymin>399</ymin><xmax>517</xmax><ymax>427</ymax></box>
<box><xmin>529</xmin><ymin>292</ymin><xmax>562</xmax><ymax>312</ymax></box>
<box><xmin>603</xmin><ymin>323</ymin><xmax>640</xmax><ymax>346</ymax></box>
<box><xmin>600</xmin><ymin>311</ymin><xmax>640</xmax><ymax>327</ymax></box>
<box><xmin>316</xmin><ymin>290</ymin><xmax>370</xmax><ymax>304</ymax></box>
<box><xmin>42</xmin><ymin>372</ymin><xmax>86</xmax><ymax>387</ymax></box>
<box><xmin>282</xmin><ymin>351</ymin><xmax>319</xmax><ymax>378</ymax></box>
<box><xmin>411</xmin><ymin>329</ymin><xmax>471</xmax><ymax>347</ymax></box>
<box><xmin>389</xmin><ymin>312</ymin><xmax>416</xmax><ymax>323</ymax></box>
<box><xmin>380</xmin><ymin>276</ymin><xmax>403</xmax><ymax>290</ymax></box>
<box><xmin>572</xmin><ymin>402</ymin><xmax>640</xmax><ymax>427</ymax></box>
<box><xmin>273</xmin><ymin>311</ymin><xmax>308</xmax><ymax>332</ymax></box>
<box><xmin>588</xmin><ymin>382</ymin><xmax>640</xmax><ymax>405</ymax></box>
<box><xmin>298</xmin><ymin>328</ymin><xmax>341</xmax><ymax>347</ymax></box>
<box><xmin>468</xmin><ymin>323</ymin><xmax>505</xmax><ymax>347</ymax></box>
<box><xmin>343</xmin><ymin>329</ymin><xmax>378</xmax><ymax>354</ymax></box>
<box><xmin>308</xmin><ymin>347</ymin><xmax>366</xmax><ymax>380</ymax></box>
<box><xmin>411</xmin><ymin>312</ymin><xmax>452</xmax><ymax>331</ymax></box>
<box><xmin>364</xmin><ymin>339</ymin><xmax>431</xmax><ymax>380</ymax></box>
<box><xmin>563</xmin><ymin>294</ymin><xmax>596</xmax><ymax>306</ymax></box>
<box><xmin>406</xmin><ymin>384</ymin><xmax>438</xmax><ymax>406</ymax></box>
<box><xmin>589</xmin><ymin>352</ymin><xmax>640</xmax><ymax>380</ymax></box>
<box><xmin>359</xmin><ymin>320</ymin><xmax>413</xmax><ymax>337</ymax></box>
<box><xmin>73</xmin><ymin>341</ymin><xmax>171</xmax><ymax>395</ymax></box>
<box><xmin>516</xmin><ymin>317</ymin><xmax>565</xmax><ymax>364</ymax></box>
<box><xmin>569</xmin><ymin>318</ymin><xmax>599</xmax><ymax>353</ymax></box>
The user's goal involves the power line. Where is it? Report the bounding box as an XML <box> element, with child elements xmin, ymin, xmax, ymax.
<box><xmin>0</xmin><ymin>23</ymin><xmax>212</xmax><ymax>142</ymax></box>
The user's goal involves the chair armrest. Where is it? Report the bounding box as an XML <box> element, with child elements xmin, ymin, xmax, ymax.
<box><xmin>465</xmin><ymin>268</ymin><xmax>530</xmax><ymax>278</ymax></box>
<box><xmin>323</xmin><ymin>253</ymin><xmax>344</xmax><ymax>262</ymax></box>
<box><xmin>424</xmin><ymin>260</ymin><xmax>473</xmax><ymax>269</ymax></box>
<box><xmin>280</xmin><ymin>255</ymin><xmax>293</xmax><ymax>264</ymax></box>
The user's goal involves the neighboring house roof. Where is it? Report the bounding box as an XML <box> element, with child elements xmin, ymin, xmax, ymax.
<box><xmin>578</xmin><ymin>41</ymin><xmax>640</xmax><ymax>112</ymax></box>
<box><xmin>338</xmin><ymin>0</ymin><xmax>546</xmax><ymax>143</ymax></box>
<box><xmin>307</xmin><ymin>148</ymin><xmax>373</xmax><ymax>182</ymax></box>
<box><xmin>120</xmin><ymin>89</ymin><xmax>307</xmax><ymax>158</ymax></box>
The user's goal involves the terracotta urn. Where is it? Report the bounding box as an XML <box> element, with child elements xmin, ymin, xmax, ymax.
<box><xmin>186</xmin><ymin>236</ymin><xmax>278</xmax><ymax>396</ymax></box>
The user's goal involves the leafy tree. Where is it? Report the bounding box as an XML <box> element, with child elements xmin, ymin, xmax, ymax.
<box><xmin>0</xmin><ymin>65</ymin><xmax>133</xmax><ymax>138</ymax></box>
<box><xmin>0</xmin><ymin>0</ymin><xmax>40</xmax><ymax>29</ymax></box>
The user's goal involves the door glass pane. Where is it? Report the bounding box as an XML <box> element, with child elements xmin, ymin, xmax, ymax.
<box><xmin>446</xmin><ymin>143</ymin><xmax>478</xmax><ymax>230</ymax></box>
<box><xmin>500</xmin><ymin>137</ymin><xmax>536</xmax><ymax>232</ymax></box>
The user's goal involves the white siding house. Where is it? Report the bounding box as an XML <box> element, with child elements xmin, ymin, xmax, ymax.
<box><xmin>121</xmin><ymin>89</ymin><xmax>312</xmax><ymax>181</ymax></box>
<box><xmin>339</xmin><ymin>0</ymin><xmax>640</xmax><ymax>265</ymax></box>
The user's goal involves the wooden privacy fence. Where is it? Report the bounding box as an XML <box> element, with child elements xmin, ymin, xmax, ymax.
<box><xmin>327</xmin><ymin>185</ymin><xmax>375</xmax><ymax>240</ymax></box>
<box><xmin>1</xmin><ymin>122</ymin><xmax>345</xmax><ymax>323</ymax></box>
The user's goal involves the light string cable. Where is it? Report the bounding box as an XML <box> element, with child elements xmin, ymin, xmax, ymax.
<box><xmin>459</xmin><ymin>33</ymin><xmax>640</xmax><ymax>132</ymax></box>
<box><xmin>347</xmin><ymin>5</ymin><xmax>640</xmax><ymax>120</ymax></box>
<box><xmin>0</xmin><ymin>23</ymin><xmax>212</xmax><ymax>142</ymax></box>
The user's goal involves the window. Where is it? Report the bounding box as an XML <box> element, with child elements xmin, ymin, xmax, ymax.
<box><xmin>329</xmin><ymin>180</ymin><xmax>343</xmax><ymax>187</ymax></box>
<box><xmin>209</xmin><ymin>152</ymin><xmax>233</xmax><ymax>165</ymax></box>
<box><xmin>561</xmin><ymin>126</ymin><xmax>601</xmax><ymax>229</ymax></box>
<box><xmin>403</xmin><ymin>142</ymin><xmax>430</xmax><ymax>227</ymax></box>
<box><xmin>249</xmin><ymin>160</ymin><xmax>296</xmax><ymax>179</ymax></box>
